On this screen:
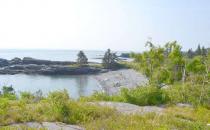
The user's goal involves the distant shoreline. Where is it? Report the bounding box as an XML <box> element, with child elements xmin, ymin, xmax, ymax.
<box><xmin>0</xmin><ymin>57</ymin><xmax>107</xmax><ymax>75</ymax></box>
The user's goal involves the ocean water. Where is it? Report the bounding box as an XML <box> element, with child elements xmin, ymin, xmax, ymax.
<box><xmin>0</xmin><ymin>49</ymin><xmax>121</xmax><ymax>63</ymax></box>
<box><xmin>0</xmin><ymin>49</ymin><xmax>117</xmax><ymax>98</ymax></box>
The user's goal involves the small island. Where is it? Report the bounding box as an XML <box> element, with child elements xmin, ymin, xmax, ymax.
<box><xmin>0</xmin><ymin>57</ymin><xmax>105</xmax><ymax>75</ymax></box>
<box><xmin>0</xmin><ymin>49</ymin><xmax>131</xmax><ymax>75</ymax></box>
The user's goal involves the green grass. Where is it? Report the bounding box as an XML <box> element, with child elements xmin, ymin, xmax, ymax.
<box><xmin>0</xmin><ymin>90</ymin><xmax>115</xmax><ymax>126</ymax></box>
<box><xmin>84</xmin><ymin>108</ymin><xmax>210</xmax><ymax>130</ymax></box>
<box><xmin>0</xmin><ymin>89</ymin><xmax>209</xmax><ymax>130</ymax></box>
<box><xmin>67</xmin><ymin>63</ymin><xmax>104</xmax><ymax>69</ymax></box>
<box><xmin>88</xmin><ymin>63</ymin><xmax>104</xmax><ymax>68</ymax></box>
<box><xmin>80</xmin><ymin>86</ymin><xmax>169</xmax><ymax>106</ymax></box>
<box><xmin>81</xmin><ymin>82</ymin><xmax>209</xmax><ymax>108</ymax></box>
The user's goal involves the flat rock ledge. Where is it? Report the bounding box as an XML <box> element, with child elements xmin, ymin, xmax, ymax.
<box><xmin>89</xmin><ymin>101</ymin><xmax>164</xmax><ymax>115</ymax></box>
<box><xmin>95</xmin><ymin>69</ymin><xmax>148</xmax><ymax>95</ymax></box>
<box><xmin>2</xmin><ymin>122</ymin><xmax>85</xmax><ymax>130</ymax></box>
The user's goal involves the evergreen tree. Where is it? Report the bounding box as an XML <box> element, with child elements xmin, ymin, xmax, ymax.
<box><xmin>77</xmin><ymin>51</ymin><xmax>88</xmax><ymax>66</ymax></box>
<box><xmin>102</xmin><ymin>49</ymin><xmax>118</xmax><ymax>69</ymax></box>
<box><xmin>187</xmin><ymin>48</ymin><xmax>194</xmax><ymax>58</ymax></box>
<box><xmin>201</xmin><ymin>46</ymin><xmax>207</xmax><ymax>57</ymax></box>
<box><xmin>187</xmin><ymin>56</ymin><xmax>206</xmax><ymax>74</ymax></box>
<box><xmin>196</xmin><ymin>44</ymin><xmax>202</xmax><ymax>55</ymax></box>
<box><xmin>2</xmin><ymin>86</ymin><xmax>15</xmax><ymax>95</ymax></box>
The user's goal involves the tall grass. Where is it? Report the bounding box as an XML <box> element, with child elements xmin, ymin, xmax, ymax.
<box><xmin>0</xmin><ymin>90</ymin><xmax>209</xmax><ymax>130</ymax></box>
<box><xmin>81</xmin><ymin>82</ymin><xmax>209</xmax><ymax>108</ymax></box>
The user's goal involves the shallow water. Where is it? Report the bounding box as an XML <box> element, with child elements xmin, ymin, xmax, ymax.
<box><xmin>0</xmin><ymin>74</ymin><xmax>101</xmax><ymax>99</ymax></box>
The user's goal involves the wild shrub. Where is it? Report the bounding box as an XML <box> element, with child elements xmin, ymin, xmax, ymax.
<box><xmin>0</xmin><ymin>98</ymin><xmax>9</xmax><ymax>114</ymax></box>
<box><xmin>120</xmin><ymin>86</ymin><xmax>169</xmax><ymax>106</ymax></box>
<box><xmin>20</xmin><ymin>90</ymin><xmax>44</xmax><ymax>103</ymax></box>
<box><xmin>68</xmin><ymin>102</ymin><xmax>115</xmax><ymax>124</ymax></box>
<box><xmin>166</xmin><ymin>83</ymin><xmax>210</xmax><ymax>107</ymax></box>
<box><xmin>2</xmin><ymin>86</ymin><xmax>15</xmax><ymax>94</ymax></box>
<box><xmin>80</xmin><ymin>92</ymin><xmax>122</xmax><ymax>102</ymax></box>
<box><xmin>82</xmin><ymin>86</ymin><xmax>170</xmax><ymax>106</ymax></box>
<box><xmin>47</xmin><ymin>90</ymin><xmax>70</xmax><ymax>122</ymax></box>
<box><xmin>84</xmin><ymin>108</ymin><xmax>210</xmax><ymax>130</ymax></box>
<box><xmin>20</xmin><ymin>92</ymin><xmax>35</xmax><ymax>102</ymax></box>
<box><xmin>0</xmin><ymin>86</ymin><xmax>16</xmax><ymax>100</ymax></box>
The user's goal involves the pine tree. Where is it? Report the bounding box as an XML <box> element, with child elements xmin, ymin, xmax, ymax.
<box><xmin>77</xmin><ymin>51</ymin><xmax>88</xmax><ymax>66</ymax></box>
<box><xmin>102</xmin><ymin>49</ymin><xmax>118</xmax><ymax>69</ymax></box>
<box><xmin>196</xmin><ymin>44</ymin><xmax>202</xmax><ymax>55</ymax></box>
<box><xmin>187</xmin><ymin>48</ymin><xmax>194</xmax><ymax>58</ymax></box>
<box><xmin>2</xmin><ymin>86</ymin><xmax>15</xmax><ymax>95</ymax></box>
<box><xmin>201</xmin><ymin>46</ymin><xmax>207</xmax><ymax>57</ymax></box>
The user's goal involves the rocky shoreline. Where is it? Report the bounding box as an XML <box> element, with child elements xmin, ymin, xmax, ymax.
<box><xmin>0</xmin><ymin>57</ymin><xmax>106</xmax><ymax>75</ymax></box>
<box><xmin>95</xmin><ymin>69</ymin><xmax>148</xmax><ymax>95</ymax></box>
<box><xmin>0</xmin><ymin>57</ymin><xmax>147</xmax><ymax>95</ymax></box>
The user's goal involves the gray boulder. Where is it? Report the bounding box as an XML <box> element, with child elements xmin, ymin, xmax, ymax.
<box><xmin>6</xmin><ymin>65</ymin><xmax>25</xmax><ymax>70</ymax></box>
<box><xmin>89</xmin><ymin>102</ymin><xmax>164</xmax><ymax>115</ymax></box>
<box><xmin>9</xmin><ymin>57</ymin><xmax>22</xmax><ymax>65</ymax></box>
<box><xmin>22</xmin><ymin>57</ymin><xmax>52</xmax><ymax>65</ymax></box>
<box><xmin>0</xmin><ymin>58</ymin><xmax>9</xmax><ymax>67</ymax></box>
<box><xmin>24</xmin><ymin>64</ymin><xmax>46</xmax><ymax>70</ymax></box>
<box><xmin>39</xmin><ymin>66</ymin><xmax>101</xmax><ymax>75</ymax></box>
<box><xmin>5</xmin><ymin>122</ymin><xmax>85</xmax><ymax>130</ymax></box>
<box><xmin>22</xmin><ymin>57</ymin><xmax>75</xmax><ymax>65</ymax></box>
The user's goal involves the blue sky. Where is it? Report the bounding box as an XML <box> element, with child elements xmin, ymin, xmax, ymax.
<box><xmin>0</xmin><ymin>0</ymin><xmax>209</xmax><ymax>51</ymax></box>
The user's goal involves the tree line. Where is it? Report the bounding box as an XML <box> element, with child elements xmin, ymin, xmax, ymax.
<box><xmin>131</xmin><ymin>41</ymin><xmax>209</xmax><ymax>86</ymax></box>
<box><xmin>186</xmin><ymin>44</ymin><xmax>208</xmax><ymax>58</ymax></box>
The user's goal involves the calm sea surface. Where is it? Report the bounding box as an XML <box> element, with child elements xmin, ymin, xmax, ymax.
<box><xmin>0</xmin><ymin>49</ymin><xmax>108</xmax><ymax>63</ymax></box>
<box><xmin>0</xmin><ymin>49</ymin><xmax>119</xmax><ymax>98</ymax></box>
